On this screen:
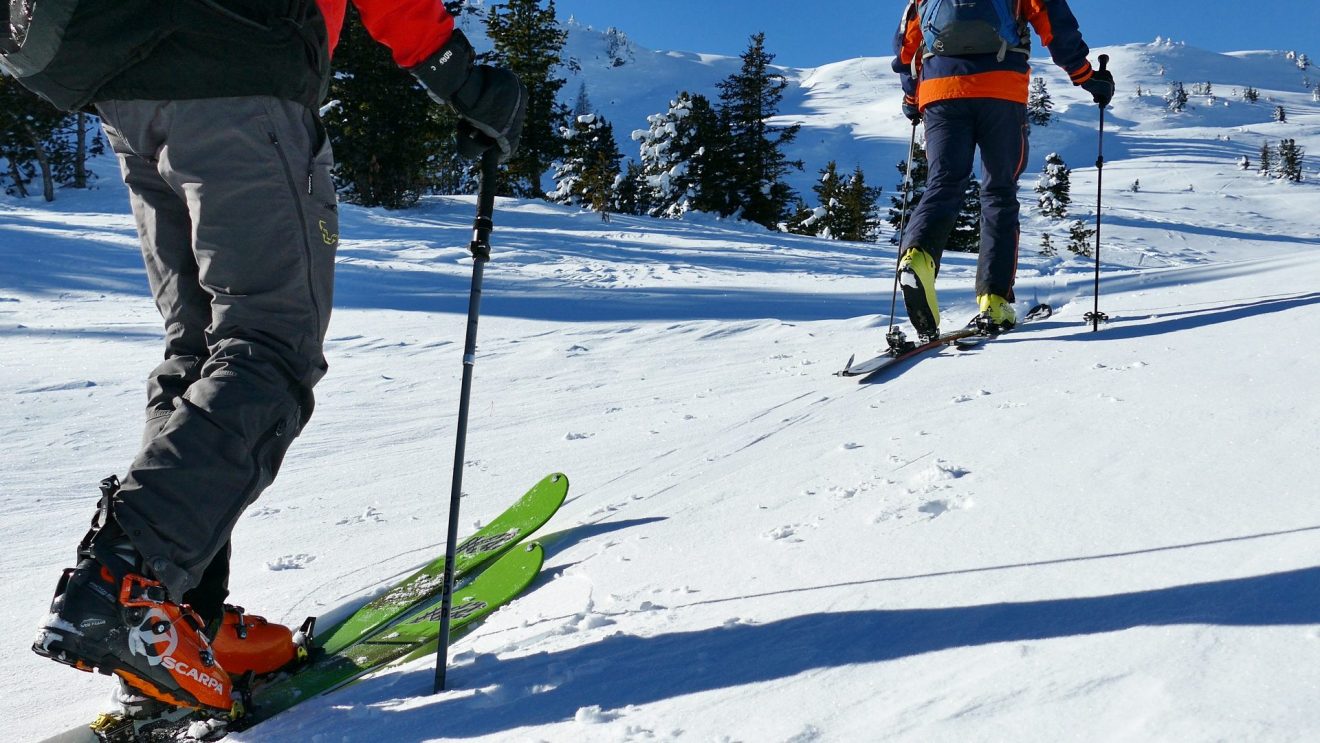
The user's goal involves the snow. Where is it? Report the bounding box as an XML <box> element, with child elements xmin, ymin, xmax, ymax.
<box><xmin>4</xmin><ymin>35</ymin><xmax>1320</xmax><ymax>743</ymax></box>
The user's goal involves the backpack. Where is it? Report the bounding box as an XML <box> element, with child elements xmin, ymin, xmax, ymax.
<box><xmin>1</xmin><ymin>0</ymin><xmax>181</xmax><ymax>111</ymax></box>
<box><xmin>918</xmin><ymin>0</ymin><xmax>1030</xmax><ymax>61</ymax></box>
<box><xmin>2</xmin><ymin>1</ymin><xmax>325</xmax><ymax>112</ymax></box>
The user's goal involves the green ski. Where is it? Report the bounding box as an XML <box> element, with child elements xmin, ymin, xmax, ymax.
<box><xmin>247</xmin><ymin>540</ymin><xmax>545</xmax><ymax>723</ymax></box>
<box><xmin>317</xmin><ymin>472</ymin><xmax>567</xmax><ymax>655</ymax></box>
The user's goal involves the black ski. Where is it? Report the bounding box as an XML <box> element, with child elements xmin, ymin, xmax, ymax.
<box><xmin>838</xmin><ymin>303</ymin><xmax>1052</xmax><ymax>381</ymax></box>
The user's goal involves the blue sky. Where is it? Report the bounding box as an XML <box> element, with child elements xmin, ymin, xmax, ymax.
<box><xmin>552</xmin><ymin>0</ymin><xmax>1320</xmax><ymax>68</ymax></box>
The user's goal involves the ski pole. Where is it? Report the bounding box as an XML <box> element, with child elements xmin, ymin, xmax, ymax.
<box><xmin>885</xmin><ymin>120</ymin><xmax>920</xmax><ymax>349</ymax></box>
<box><xmin>1085</xmin><ymin>54</ymin><xmax>1110</xmax><ymax>332</ymax></box>
<box><xmin>434</xmin><ymin>147</ymin><xmax>501</xmax><ymax>694</ymax></box>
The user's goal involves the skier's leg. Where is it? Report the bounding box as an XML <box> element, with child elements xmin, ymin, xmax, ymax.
<box><xmin>99</xmin><ymin>105</ymin><xmax>211</xmax><ymax>445</ymax></box>
<box><xmin>105</xmin><ymin>96</ymin><xmax>339</xmax><ymax>601</ymax></box>
<box><xmin>974</xmin><ymin>100</ymin><xmax>1030</xmax><ymax>301</ymax></box>
<box><xmin>903</xmin><ymin>99</ymin><xmax>977</xmax><ymax>268</ymax></box>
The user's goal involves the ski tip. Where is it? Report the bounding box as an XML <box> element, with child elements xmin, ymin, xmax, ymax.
<box><xmin>837</xmin><ymin>354</ymin><xmax>855</xmax><ymax>376</ymax></box>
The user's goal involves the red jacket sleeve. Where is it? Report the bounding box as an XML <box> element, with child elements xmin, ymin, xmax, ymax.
<box><xmin>351</xmin><ymin>0</ymin><xmax>455</xmax><ymax>68</ymax></box>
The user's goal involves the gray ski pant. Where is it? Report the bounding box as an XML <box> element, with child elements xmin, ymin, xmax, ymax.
<box><xmin>903</xmin><ymin>98</ymin><xmax>1030</xmax><ymax>300</ymax></box>
<box><xmin>96</xmin><ymin>97</ymin><xmax>339</xmax><ymax>602</ymax></box>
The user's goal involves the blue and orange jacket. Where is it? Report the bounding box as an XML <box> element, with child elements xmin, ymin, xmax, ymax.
<box><xmin>893</xmin><ymin>0</ymin><xmax>1095</xmax><ymax>111</ymax></box>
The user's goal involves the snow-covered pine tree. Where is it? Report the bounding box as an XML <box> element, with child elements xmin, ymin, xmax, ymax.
<box><xmin>1314</xmin><ymin>87</ymin><xmax>1320</xmax><ymax>103</ymax></box>
<box><xmin>1036</xmin><ymin>152</ymin><xmax>1071</xmax><ymax>219</ymax></box>
<box><xmin>1166</xmin><ymin>81</ymin><xmax>1189</xmax><ymax>112</ymax></box>
<box><xmin>715</xmin><ymin>32</ymin><xmax>802</xmax><ymax>229</ymax></box>
<box><xmin>805</xmin><ymin>161</ymin><xmax>844</xmax><ymax>238</ymax></box>
<box><xmin>1276</xmin><ymin>139</ymin><xmax>1305</xmax><ymax>182</ymax></box>
<box><xmin>1067</xmin><ymin>218</ymin><xmax>1095</xmax><ymax>257</ymax></box>
<box><xmin>1243</xmin><ymin>86</ymin><xmax>1260</xmax><ymax>103</ymax></box>
<box><xmin>632</xmin><ymin>92</ymin><xmax>716</xmax><ymax>219</ymax></box>
<box><xmin>1239</xmin><ymin>155</ymin><xmax>1251</xmax><ymax>171</ymax></box>
<box><xmin>548</xmin><ymin>113</ymin><xmax>623</xmax><ymax>218</ymax></box>
<box><xmin>486</xmin><ymin>0</ymin><xmax>569</xmax><ymax>198</ymax></box>
<box><xmin>612</xmin><ymin>161</ymin><xmax>649</xmax><ymax>216</ymax></box>
<box><xmin>1259</xmin><ymin>142</ymin><xmax>1274</xmax><ymax>175</ymax></box>
<box><xmin>603</xmin><ymin>27</ymin><xmax>633</xmax><ymax>68</ymax></box>
<box><xmin>887</xmin><ymin>139</ymin><xmax>928</xmax><ymax>242</ymax></box>
<box><xmin>1273</xmin><ymin>105</ymin><xmax>1288</xmax><ymax>123</ymax></box>
<box><xmin>946</xmin><ymin>177</ymin><xmax>982</xmax><ymax>253</ymax></box>
<box><xmin>1027</xmin><ymin>77</ymin><xmax>1053</xmax><ymax>126</ymax></box>
<box><xmin>1298</xmin><ymin>53</ymin><xmax>1312</xmax><ymax>71</ymax></box>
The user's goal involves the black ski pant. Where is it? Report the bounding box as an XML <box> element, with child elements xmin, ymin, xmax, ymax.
<box><xmin>903</xmin><ymin>97</ymin><xmax>1030</xmax><ymax>300</ymax></box>
<box><xmin>95</xmin><ymin>97</ymin><xmax>339</xmax><ymax>617</ymax></box>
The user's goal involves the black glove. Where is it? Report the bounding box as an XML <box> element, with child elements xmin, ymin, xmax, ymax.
<box><xmin>1080</xmin><ymin>69</ymin><xmax>1115</xmax><ymax>107</ymax></box>
<box><xmin>412</xmin><ymin>30</ymin><xmax>528</xmax><ymax>161</ymax></box>
<box><xmin>902</xmin><ymin>101</ymin><xmax>922</xmax><ymax>124</ymax></box>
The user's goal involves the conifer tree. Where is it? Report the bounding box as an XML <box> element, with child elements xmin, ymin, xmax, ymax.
<box><xmin>612</xmin><ymin>161</ymin><xmax>648</xmax><ymax>216</ymax></box>
<box><xmin>888</xmin><ymin>139</ymin><xmax>928</xmax><ymax>242</ymax></box>
<box><xmin>1036</xmin><ymin>152</ymin><xmax>1071</xmax><ymax>219</ymax></box>
<box><xmin>714</xmin><ymin>32</ymin><xmax>802</xmax><ymax>228</ymax></box>
<box><xmin>1273</xmin><ymin>105</ymin><xmax>1287</xmax><ymax>123</ymax></box>
<box><xmin>633</xmin><ymin>92</ymin><xmax>713</xmax><ymax>218</ymax></box>
<box><xmin>1067</xmin><ymin>218</ymin><xmax>1095</xmax><ymax>257</ymax></box>
<box><xmin>1166</xmin><ymin>81</ymin><xmax>1189</xmax><ymax>112</ymax></box>
<box><xmin>548</xmin><ymin>113</ymin><xmax>622</xmax><ymax>218</ymax></box>
<box><xmin>0</xmin><ymin>76</ymin><xmax>104</xmax><ymax>201</ymax></box>
<box><xmin>789</xmin><ymin>161</ymin><xmax>843</xmax><ymax>238</ymax></box>
<box><xmin>1039</xmin><ymin>232</ymin><xmax>1057</xmax><ymax>257</ymax></box>
<box><xmin>1259</xmin><ymin>142</ymin><xmax>1274</xmax><ymax>175</ymax></box>
<box><xmin>486</xmin><ymin>0</ymin><xmax>570</xmax><ymax>197</ymax></box>
<box><xmin>947</xmin><ymin>178</ymin><xmax>982</xmax><ymax>253</ymax></box>
<box><xmin>838</xmin><ymin>165</ymin><xmax>883</xmax><ymax>242</ymax></box>
<box><xmin>1027</xmin><ymin>77</ymin><xmax>1053</xmax><ymax>126</ymax></box>
<box><xmin>327</xmin><ymin>6</ymin><xmax>460</xmax><ymax>208</ymax></box>
<box><xmin>1276</xmin><ymin>139</ymin><xmax>1305</xmax><ymax>182</ymax></box>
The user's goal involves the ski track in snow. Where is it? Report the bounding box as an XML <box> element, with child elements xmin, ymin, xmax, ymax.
<box><xmin>5</xmin><ymin>35</ymin><xmax>1320</xmax><ymax>743</ymax></box>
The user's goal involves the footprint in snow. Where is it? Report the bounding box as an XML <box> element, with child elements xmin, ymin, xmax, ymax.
<box><xmin>765</xmin><ymin>525</ymin><xmax>803</xmax><ymax>542</ymax></box>
<box><xmin>336</xmin><ymin>506</ymin><xmax>385</xmax><ymax>526</ymax></box>
<box><xmin>565</xmin><ymin>432</ymin><xmax>594</xmax><ymax>441</ymax></box>
<box><xmin>265</xmin><ymin>554</ymin><xmax>315</xmax><ymax>571</ymax></box>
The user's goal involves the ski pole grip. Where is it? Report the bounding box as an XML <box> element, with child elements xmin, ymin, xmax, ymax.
<box><xmin>1098</xmin><ymin>54</ymin><xmax>1109</xmax><ymax>72</ymax></box>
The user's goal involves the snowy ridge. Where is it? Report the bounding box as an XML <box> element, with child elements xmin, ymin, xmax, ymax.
<box><xmin>3</xmin><ymin>33</ymin><xmax>1320</xmax><ymax>743</ymax></box>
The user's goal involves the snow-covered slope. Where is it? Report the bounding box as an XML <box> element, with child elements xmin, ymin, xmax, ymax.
<box><xmin>3</xmin><ymin>35</ymin><xmax>1319</xmax><ymax>743</ymax></box>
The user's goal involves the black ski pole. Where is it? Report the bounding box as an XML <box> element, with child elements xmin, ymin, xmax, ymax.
<box><xmin>885</xmin><ymin>120</ymin><xmax>920</xmax><ymax>350</ymax></box>
<box><xmin>1085</xmin><ymin>54</ymin><xmax>1111</xmax><ymax>332</ymax></box>
<box><xmin>433</xmin><ymin>147</ymin><xmax>501</xmax><ymax>694</ymax></box>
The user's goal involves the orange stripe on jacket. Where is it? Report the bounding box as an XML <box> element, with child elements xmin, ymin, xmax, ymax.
<box><xmin>919</xmin><ymin>70</ymin><xmax>1033</xmax><ymax>108</ymax></box>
